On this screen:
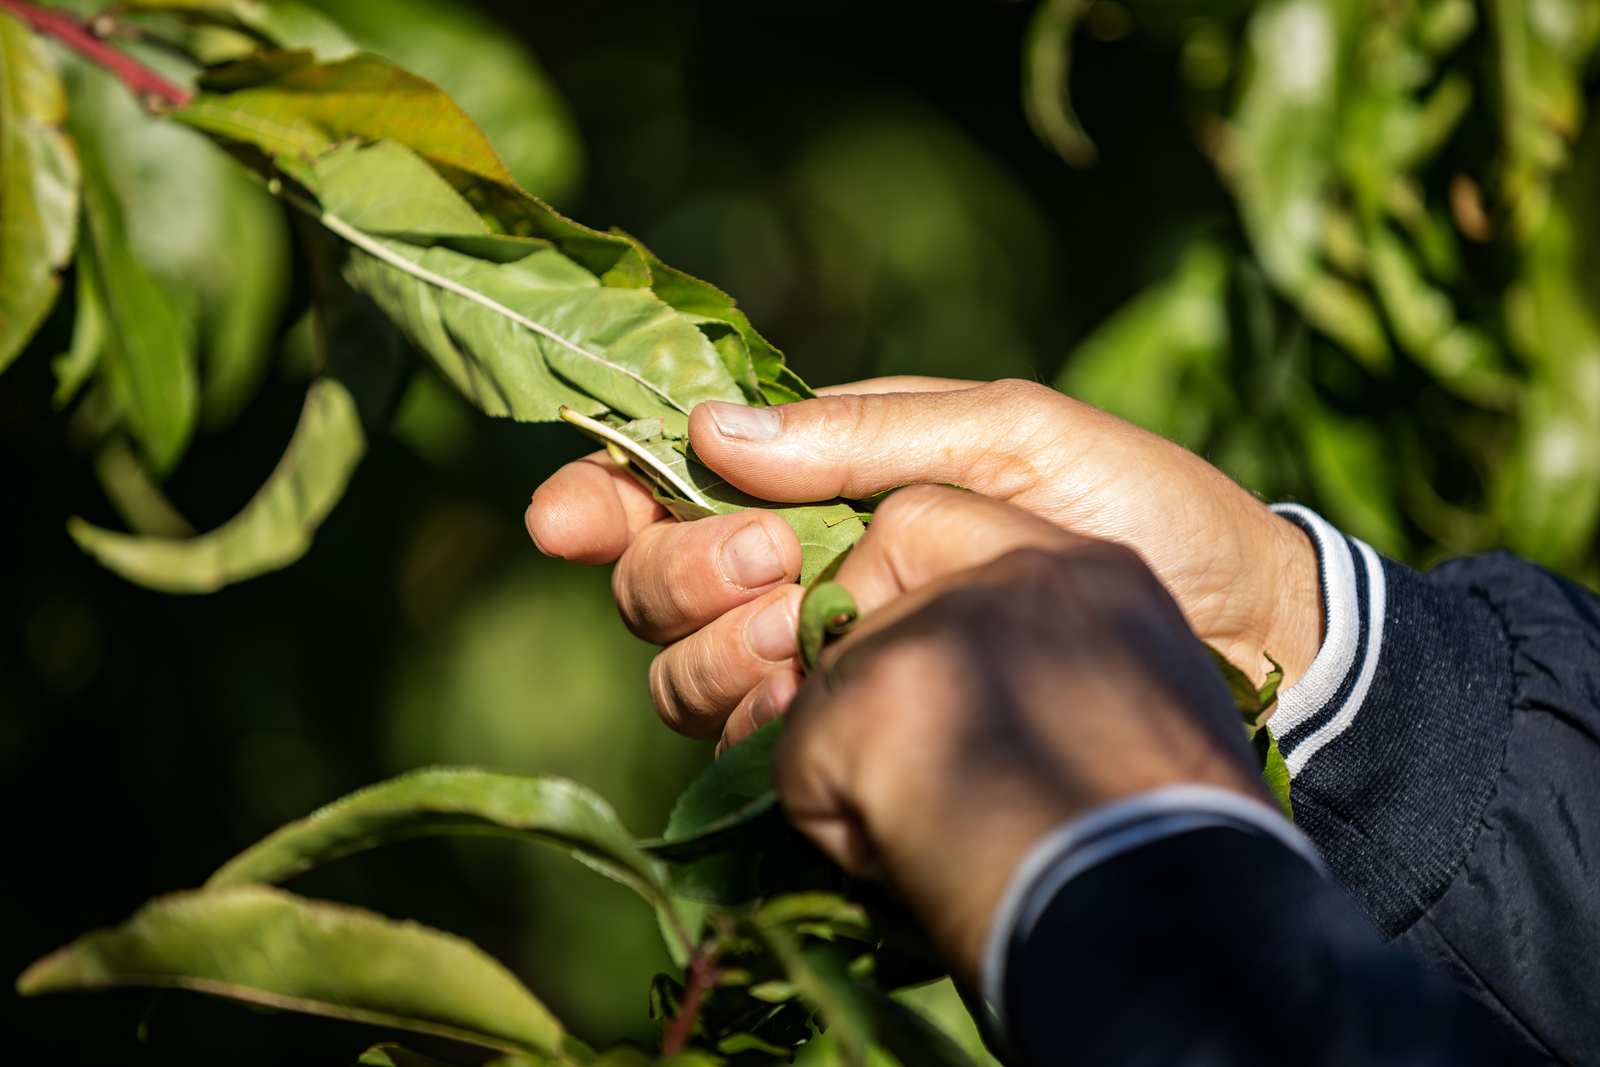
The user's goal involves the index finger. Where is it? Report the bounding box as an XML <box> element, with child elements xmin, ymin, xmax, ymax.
<box><xmin>526</xmin><ymin>451</ymin><xmax>669</xmax><ymax>564</ymax></box>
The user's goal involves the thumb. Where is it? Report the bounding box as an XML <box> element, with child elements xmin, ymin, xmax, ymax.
<box><xmin>831</xmin><ymin>484</ymin><xmax>1087</xmax><ymax>618</ymax></box>
<box><xmin>688</xmin><ymin>379</ymin><xmax>1082</xmax><ymax>504</ymax></box>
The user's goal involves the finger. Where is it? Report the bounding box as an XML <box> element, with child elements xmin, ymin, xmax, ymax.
<box><xmin>526</xmin><ymin>452</ymin><xmax>667</xmax><ymax>563</ymax></box>
<box><xmin>815</xmin><ymin>375</ymin><xmax>981</xmax><ymax>396</ymax></box>
<box><xmin>615</xmin><ymin>509</ymin><xmax>802</xmax><ymax>644</ymax></box>
<box><xmin>833</xmin><ymin>484</ymin><xmax>1086</xmax><ymax>617</ymax></box>
<box><xmin>687</xmin><ymin>378</ymin><xmax>1084</xmax><ymax>503</ymax></box>
<box><xmin>772</xmin><ymin>674</ymin><xmax>886</xmax><ymax>880</ymax></box>
<box><xmin>648</xmin><ymin>584</ymin><xmax>804</xmax><ymax>738</ymax></box>
<box><xmin>716</xmin><ymin>668</ymin><xmax>801</xmax><ymax>756</ymax></box>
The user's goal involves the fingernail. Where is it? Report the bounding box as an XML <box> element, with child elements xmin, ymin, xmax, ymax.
<box><xmin>750</xmin><ymin>679</ymin><xmax>782</xmax><ymax>728</ymax></box>
<box><xmin>706</xmin><ymin>401</ymin><xmax>781</xmax><ymax>441</ymax></box>
<box><xmin>722</xmin><ymin>522</ymin><xmax>785</xmax><ymax>590</ymax></box>
<box><xmin>747</xmin><ymin>599</ymin><xmax>796</xmax><ymax>663</ymax></box>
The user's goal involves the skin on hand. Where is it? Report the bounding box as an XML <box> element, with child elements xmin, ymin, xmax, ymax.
<box><xmin>526</xmin><ymin>377</ymin><xmax>1323</xmax><ymax>746</ymax></box>
<box><xmin>773</xmin><ymin>543</ymin><xmax>1271</xmax><ymax>986</ymax></box>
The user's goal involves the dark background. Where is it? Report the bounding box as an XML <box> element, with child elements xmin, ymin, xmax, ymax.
<box><xmin>0</xmin><ymin>1</ymin><xmax>1224</xmax><ymax>1061</ymax></box>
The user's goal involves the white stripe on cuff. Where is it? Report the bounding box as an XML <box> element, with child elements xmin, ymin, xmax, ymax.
<box><xmin>977</xmin><ymin>784</ymin><xmax>1321</xmax><ymax>1026</ymax></box>
<box><xmin>1269</xmin><ymin>504</ymin><xmax>1360</xmax><ymax>738</ymax></box>
<box><xmin>1268</xmin><ymin>504</ymin><xmax>1387</xmax><ymax>776</ymax></box>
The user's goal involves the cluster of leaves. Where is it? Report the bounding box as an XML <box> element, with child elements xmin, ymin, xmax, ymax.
<box><xmin>18</xmin><ymin>722</ymin><xmax>994</xmax><ymax>1066</ymax></box>
<box><xmin>1040</xmin><ymin>0</ymin><xmax>1600</xmax><ymax>580</ymax></box>
<box><xmin>1</xmin><ymin>0</ymin><xmax>859</xmax><ymax>594</ymax></box>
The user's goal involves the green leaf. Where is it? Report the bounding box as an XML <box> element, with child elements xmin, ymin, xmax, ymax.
<box><xmin>67</xmin><ymin>376</ymin><xmax>365</xmax><ymax>592</ymax></box>
<box><xmin>1056</xmin><ymin>241</ymin><xmax>1231</xmax><ymax>450</ymax></box>
<box><xmin>298</xmin><ymin>0</ymin><xmax>583</xmax><ymax>203</ymax></box>
<box><xmin>356</xmin><ymin>1041</ymin><xmax>556</xmax><ymax>1067</ymax></box>
<box><xmin>17</xmin><ymin>884</ymin><xmax>568</xmax><ymax>1059</ymax></box>
<box><xmin>758</xmin><ymin>934</ymin><xmax>872</xmax><ymax>1067</ymax></box>
<box><xmin>181</xmin><ymin>50</ymin><xmax>862</xmax><ymax>582</ymax></box>
<box><xmin>93</xmin><ymin>433</ymin><xmax>197</xmax><ymax>538</ymax></box>
<box><xmin>1366</xmin><ymin>226</ymin><xmax>1515</xmax><ymax>410</ymax></box>
<box><xmin>655</xmin><ymin>719</ymin><xmax>784</xmax><ymax>852</ymax></box>
<box><xmin>1256</xmin><ymin>727</ymin><xmax>1294</xmax><ymax>820</ymax></box>
<box><xmin>62</xmin><ymin>50</ymin><xmax>291</xmax><ymax>437</ymax></box>
<box><xmin>0</xmin><ymin>9</ymin><xmax>79</xmax><ymax>374</ymax></box>
<box><xmin>1021</xmin><ymin>0</ymin><xmax>1094</xmax><ymax>166</ymax></box>
<box><xmin>868</xmin><ymin>988</ymin><xmax>983</xmax><ymax>1067</ymax></box>
<box><xmin>199</xmin><ymin>148</ymin><xmax>292</xmax><ymax>430</ymax></box>
<box><xmin>51</xmin><ymin>263</ymin><xmax>105</xmax><ymax>408</ymax></box>
<box><xmin>1205</xmin><ymin>645</ymin><xmax>1263</xmax><ymax>719</ymax></box>
<box><xmin>128</xmin><ymin>0</ymin><xmax>358</xmax><ymax>59</ymax></box>
<box><xmin>1231</xmin><ymin>0</ymin><xmax>1392</xmax><ymax>370</ymax></box>
<box><xmin>1487</xmin><ymin>0</ymin><xmax>1600</xmax><ymax>242</ymax></box>
<box><xmin>798</xmin><ymin>581</ymin><xmax>860</xmax><ymax>673</ymax></box>
<box><xmin>206</xmin><ymin>767</ymin><xmax>670</xmax><ymax>910</ymax></box>
<box><xmin>77</xmin><ymin>142</ymin><xmax>197</xmax><ymax>474</ymax></box>
<box><xmin>1301</xmin><ymin>399</ymin><xmax>1408</xmax><ymax>558</ymax></box>
<box><xmin>1497</xmin><ymin>203</ymin><xmax>1600</xmax><ymax>572</ymax></box>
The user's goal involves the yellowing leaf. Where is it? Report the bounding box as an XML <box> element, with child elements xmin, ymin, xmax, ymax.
<box><xmin>0</xmin><ymin>9</ymin><xmax>79</xmax><ymax>372</ymax></box>
<box><xmin>17</xmin><ymin>884</ymin><xmax>567</xmax><ymax>1058</ymax></box>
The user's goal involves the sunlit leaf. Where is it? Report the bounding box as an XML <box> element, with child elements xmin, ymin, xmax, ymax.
<box><xmin>1497</xmin><ymin>203</ymin><xmax>1600</xmax><ymax>571</ymax></box>
<box><xmin>207</xmin><ymin>767</ymin><xmax>671</xmax><ymax>909</ymax></box>
<box><xmin>128</xmin><ymin>0</ymin><xmax>357</xmax><ymax>59</ymax></box>
<box><xmin>1300</xmin><ymin>400</ymin><xmax>1408</xmax><ymax>557</ymax></box>
<box><xmin>1231</xmin><ymin>0</ymin><xmax>1391</xmax><ymax>370</ymax></box>
<box><xmin>1487</xmin><ymin>0</ymin><xmax>1600</xmax><ymax>242</ymax></box>
<box><xmin>1056</xmin><ymin>241</ymin><xmax>1231</xmax><ymax>449</ymax></box>
<box><xmin>0</xmin><ymin>9</ymin><xmax>79</xmax><ymax>373</ymax></box>
<box><xmin>17</xmin><ymin>884</ymin><xmax>568</xmax><ymax>1058</ymax></box>
<box><xmin>655</xmin><ymin>719</ymin><xmax>783</xmax><ymax>853</ymax></box>
<box><xmin>1256</xmin><ymin>726</ymin><xmax>1294</xmax><ymax>820</ymax></box>
<box><xmin>67</xmin><ymin>376</ymin><xmax>365</xmax><ymax>592</ymax></box>
<box><xmin>1021</xmin><ymin>0</ymin><xmax>1093</xmax><ymax>167</ymax></box>
<box><xmin>300</xmin><ymin>0</ymin><xmax>583</xmax><ymax>203</ymax></box>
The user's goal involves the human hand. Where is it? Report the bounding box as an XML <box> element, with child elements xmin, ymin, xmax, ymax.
<box><xmin>526</xmin><ymin>377</ymin><xmax>1321</xmax><ymax>744</ymax></box>
<box><xmin>772</xmin><ymin>540</ymin><xmax>1270</xmax><ymax>986</ymax></box>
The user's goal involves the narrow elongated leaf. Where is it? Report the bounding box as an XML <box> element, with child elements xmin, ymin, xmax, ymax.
<box><xmin>1231</xmin><ymin>0</ymin><xmax>1391</xmax><ymax>369</ymax></box>
<box><xmin>77</xmin><ymin>151</ymin><xmax>197</xmax><ymax>474</ymax></box>
<box><xmin>1056</xmin><ymin>241</ymin><xmax>1230</xmax><ymax>450</ymax></box>
<box><xmin>51</xmin><ymin>262</ymin><xmax>105</xmax><ymax>407</ymax></box>
<box><xmin>655</xmin><ymin>719</ymin><xmax>784</xmax><ymax>852</ymax></box>
<box><xmin>0</xmin><ymin>9</ymin><xmax>79</xmax><ymax>373</ymax></box>
<box><xmin>1021</xmin><ymin>0</ymin><xmax>1093</xmax><ymax>166</ymax></box>
<box><xmin>68</xmin><ymin>377</ymin><xmax>365</xmax><ymax>592</ymax></box>
<box><xmin>17</xmin><ymin>885</ymin><xmax>567</xmax><ymax>1058</ymax></box>
<box><xmin>62</xmin><ymin>50</ymin><xmax>291</xmax><ymax>436</ymax></box>
<box><xmin>207</xmin><ymin>767</ymin><xmax>670</xmax><ymax>908</ymax></box>
<box><xmin>1488</xmin><ymin>0</ymin><xmax>1600</xmax><ymax>242</ymax></box>
<box><xmin>1497</xmin><ymin>204</ymin><xmax>1600</xmax><ymax>571</ymax></box>
<box><xmin>129</xmin><ymin>0</ymin><xmax>357</xmax><ymax>58</ymax></box>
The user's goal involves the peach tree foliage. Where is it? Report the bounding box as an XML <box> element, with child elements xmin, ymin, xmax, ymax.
<box><xmin>4</xmin><ymin>0</ymin><xmax>1596</xmax><ymax>1062</ymax></box>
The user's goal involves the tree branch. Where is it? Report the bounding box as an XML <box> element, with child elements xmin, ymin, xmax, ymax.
<box><xmin>661</xmin><ymin>949</ymin><xmax>718</xmax><ymax>1057</ymax></box>
<box><xmin>0</xmin><ymin>0</ymin><xmax>190</xmax><ymax>107</ymax></box>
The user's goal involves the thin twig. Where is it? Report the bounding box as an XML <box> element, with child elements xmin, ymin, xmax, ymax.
<box><xmin>0</xmin><ymin>0</ymin><xmax>190</xmax><ymax>106</ymax></box>
<box><xmin>660</xmin><ymin>949</ymin><xmax>718</xmax><ymax>1057</ymax></box>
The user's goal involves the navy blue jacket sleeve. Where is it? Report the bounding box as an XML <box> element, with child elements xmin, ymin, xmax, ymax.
<box><xmin>1269</xmin><ymin>507</ymin><xmax>1600</xmax><ymax>1063</ymax></box>
<box><xmin>1003</xmin><ymin>826</ymin><xmax>1541</xmax><ymax>1067</ymax></box>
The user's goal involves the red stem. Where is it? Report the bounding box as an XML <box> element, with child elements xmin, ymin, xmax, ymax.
<box><xmin>660</xmin><ymin>950</ymin><xmax>717</xmax><ymax>1057</ymax></box>
<box><xmin>0</xmin><ymin>0</ymin><xmax>190</xmax><ymax>107</ymax></box>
